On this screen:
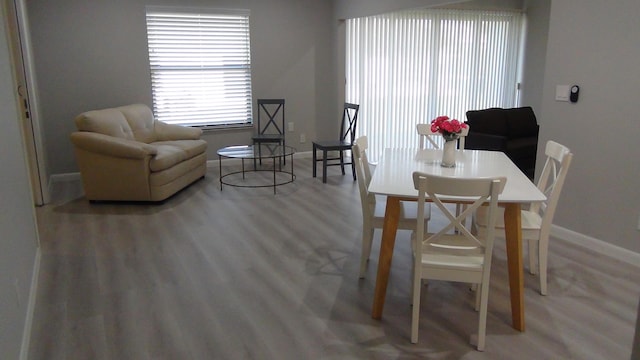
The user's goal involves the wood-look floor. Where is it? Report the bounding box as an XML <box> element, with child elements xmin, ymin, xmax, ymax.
<box><xmin>30</xmin><ymin>157</ymin><xmax>640</xmax><ymax>359</ymax></box>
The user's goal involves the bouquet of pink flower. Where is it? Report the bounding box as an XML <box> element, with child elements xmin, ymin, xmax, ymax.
<box><xmin>430</xmin><ymin>115</ymin><xmax>468</xmax><ymax>141</ymax></box>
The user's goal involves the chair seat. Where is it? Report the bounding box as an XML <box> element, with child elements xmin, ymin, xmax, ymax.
<box><xmin>312</xmin><ymin>138</ymin><xmax>357</xmax><ymax>183</ymax></box>
<box><xmin>312</xmin><ymin>139</ymin><xmax>352</xmax><ymax>150</ymax></box>
<box><xmin>421</xmin><ymin>252</ymin><xmax>484</xmax><ymax>271</ymax></box>
<box><xmin>418</xmin><ymin>234</ymin><xmax>485</xmax><ymax>273</ymax></box>
<box><xmin>475</xmin><ymin>207</ymin><xmax>543</xmax><ymax>235</ymax></box>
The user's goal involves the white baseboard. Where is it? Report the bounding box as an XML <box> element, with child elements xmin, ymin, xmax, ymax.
<box><xmin>49</xmin><ymin>172</ymin><xmax>80</xmax><ymax>186</ymax></box>
<box><xmin>552</xmin><ymin>225</ymin><xmax>640</xmax><ymax>267</ymax></box>
<box><xmin>49</xmin><ymin>172</ymin><xmax>80</xmax><ymax>182</ymax></box>
<box><xmin>20</xmin><ymin>247</ymin><xmax>41</xmax><ymax>360</ymax></box>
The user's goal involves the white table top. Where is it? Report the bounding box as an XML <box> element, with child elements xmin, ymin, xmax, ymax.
<box><xmin>369</xmin><ymin>148</ymin><xmax>546</xmax><ymax>203</ymax></box>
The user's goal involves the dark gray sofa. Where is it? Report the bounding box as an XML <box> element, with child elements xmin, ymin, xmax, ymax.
<box><xmin>465</xmin><ymin>106</ymin><xmax>539</xmax><ymax>179</ymax></box>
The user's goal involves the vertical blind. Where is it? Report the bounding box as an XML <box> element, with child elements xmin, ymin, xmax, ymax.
<box><xmin>346</xmin><ymin>9</ymin><xmax>524</xmax><ymax>161</ymax></box>
<box><xmin>145</xmin><ymin>7</ymin><xmax>253</xmax><ymax>127</ymax></box>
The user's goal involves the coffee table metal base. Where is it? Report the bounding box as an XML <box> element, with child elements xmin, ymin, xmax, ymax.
<box><xmin>217</xmin><ymin>145</ymin><xmax>295</xmax><ymax>194</ymax></box>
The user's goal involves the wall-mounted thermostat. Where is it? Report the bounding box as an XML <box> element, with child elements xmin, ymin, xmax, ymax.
<box><xmin>570</xmin><ymin>85</ymin><xmax>580</xmax><ymax>103</ymax></box>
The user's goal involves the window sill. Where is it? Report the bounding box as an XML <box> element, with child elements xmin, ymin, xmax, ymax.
<box><xmin>199</xmin><ymin>123</ymin><xmax>253</xmax><ymax>132</ymax></box>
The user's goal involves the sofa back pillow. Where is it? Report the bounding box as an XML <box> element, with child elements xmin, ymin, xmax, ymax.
<box><xmin>465</xmin><ymin>108</ymin><xmax>509</xmax><ymax>137</ymax></box>
<box><xmin>75</xmin><ymin>108</ymin><xmax>135</xmax><ymax>140</ymax></box>
<box><xmin>506</xmin><ymin>106</ymin><xmax>539</xmax><ymax>138</ymax></box>
<box><xmin>118</xmin><ymin>104</ymin><xmax>158</xmax><ymax>143</ymax></box>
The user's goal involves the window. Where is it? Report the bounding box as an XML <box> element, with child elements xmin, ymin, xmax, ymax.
<box><xmin>346</xmin><ymin>9</ymin><xmax>524</xmax><ymax>161</ymax></box>
<box><xmin>145</xmin><ymin>7</ymin><xmax>253</xmax><ymax>128</ymax></box>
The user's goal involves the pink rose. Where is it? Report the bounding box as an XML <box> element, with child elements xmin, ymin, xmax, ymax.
<box><xmin>429</xmin><ymin>115</ymin><xmax>468</xmax><ymax>135</ymax></box>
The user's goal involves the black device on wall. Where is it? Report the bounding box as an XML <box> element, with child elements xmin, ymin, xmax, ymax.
<box><xmin>570</xmin><ymin>85</ymin><xmax>580</xmax><ymax>103</ymax></box>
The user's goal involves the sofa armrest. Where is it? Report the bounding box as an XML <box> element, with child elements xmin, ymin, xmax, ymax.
<box><xmin>465</xmin><ymin>133</ymin><xmax>508</xmax><ymax>151</ymax></box>
<box><xmin>154</xmin><ymin>121</ymin><xmax>203</xmax><ymax>141</ymax></box>
<box><xmin>70</xmin><ymin>132</ymin><xmax>158</xmax><ymax>159</ymax></box>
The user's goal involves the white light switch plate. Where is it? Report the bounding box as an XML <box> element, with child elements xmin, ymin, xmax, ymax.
<box><xmin>555</xmin><ymin>85</ymin><xmax>570</xmax><ymax>101</ymax></box>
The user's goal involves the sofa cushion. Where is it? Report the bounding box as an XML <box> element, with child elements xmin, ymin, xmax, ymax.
<box><xmin>149</xmin><ymin>153</ymin><xmax>206</xmax><ymax>187</ymax></box>
<box><xmin>148</xmin><ymin>139</ymin><xmax>208</xmax><ymax>172</ymax></box>
<box><xmin>75</xmin><ymin>108</ymin><xmax>135</xmax><ymax>140</ymax></box>
<box><xmin>505</xmin><ymin>137</ymin><xmax>538</xmax><ymax>159</ymax></box>
<box><xmin>153</xmin><ymin>139</ymin><xmax>208</xmax><ymax>158</ymax></box>
<box><xmin>465</xmin><ymin>108</ymin><xmax>509</xmax><ymax>136</ymax></box>
<box><xmin>506</xmin><ymin>106</ymin><xmax>539</xmax><ymax>138</ymax></box>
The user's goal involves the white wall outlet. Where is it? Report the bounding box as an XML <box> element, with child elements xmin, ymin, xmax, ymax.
<box><xmin>300</xmin><ymin>133</ymin><xmax>306</xmax><ymax>143</ymax></box>
<box><xmin>288</xmin><ymin>122</ymin><xmax>294</xmax><ymax>132</ymax></box>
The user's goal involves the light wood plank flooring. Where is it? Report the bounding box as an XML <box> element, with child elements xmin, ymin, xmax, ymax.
<box><xmin>29</xmin><ymin>157</ymin><xmax>640</xmax><ymax>359</ymax></box>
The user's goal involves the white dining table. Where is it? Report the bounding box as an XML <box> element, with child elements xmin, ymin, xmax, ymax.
<box><xmin>368</xmin><ymin>148</ymin><xmax>546</xmax><ymax>331</ymax></box>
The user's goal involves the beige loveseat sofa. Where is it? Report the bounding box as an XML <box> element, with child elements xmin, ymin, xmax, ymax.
<box><xmin>70</xmin><ymin>104</ymin><xmax>207</xmax><ymax>202</ymax></box>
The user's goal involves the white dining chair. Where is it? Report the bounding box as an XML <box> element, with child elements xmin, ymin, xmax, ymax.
<box><xmin>411</xmin><ymin>172</ymin><xmax>505</xmax><ymax>351</ymax></box>
<box><xmin>416</xmin><ymin>123</ymin><xmax>469</xmax><ymax>223</ymax></box>
<box><xmin>473</xmin><ymin>140</ymin><xmax>573</xmax><ymax>295</ymax></box>
<box><xmin>353</xmin><ymin>136</ymin><xmax>431</xmax><ymax>278</ymax></box>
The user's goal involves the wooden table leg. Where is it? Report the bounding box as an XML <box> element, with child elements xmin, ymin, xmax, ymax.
<box><xmin>504</xmin><ymin>203</ymin><xmax>525</xmax><ymax>331</ymax></box>
<box><xmin>372</xmin><ymin>196</ymin><xmax>401</xmax><ymax>319</ymax></box>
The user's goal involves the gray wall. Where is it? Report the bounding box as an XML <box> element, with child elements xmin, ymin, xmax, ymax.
<box><xmin>520</xmin><ymin>0</ymin><xmax>550</xmax><ymax>111</ymax></box>
<box><xmin>23</xmin><ymin>0</ymin><xmax>640</xmax><ymax>254</ymax></box>
<box><xmin>538</xmin><ymin>0</ymin><xmax>640</xmax><ymax>253</ymax></box>
<box><xmin>334</xmin><ymin>0</ymin><xmax>523</xmax><ymax>19</ymax></box>
<box><xmin>335</xmin><ymin>0</ymin><xmax>464</xmax><ymax>19</ymax></box>
<box><xmin>26</xmin><ymin>0</ymin><xmax>336</xmax><ymax>175</ymax></box>
<box><xmin>634</xmin><ymin>296</ymin><xmax>640</xmax><ymax>359</ymax></box>
<box><xmin>0</xmin><ymin>6</ymin><xmax>39</xmax><ymax>358</ymax></box>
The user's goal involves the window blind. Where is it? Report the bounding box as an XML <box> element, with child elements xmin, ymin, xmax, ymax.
<box><xmin>346</xmin><ymin>9</ymin><xmax>524</xmax><ymax>161</ymax></box>
<box><xmin>145</xmin><ymin>7</ymin><xmax>253</xmax><ymax>127</ymax></box>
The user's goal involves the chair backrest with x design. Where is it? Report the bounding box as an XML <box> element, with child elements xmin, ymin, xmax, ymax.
<box><xmin>416</xmin><ymin>123</ymin><xmax>470</xmax><ymax>219</ymax></box>
<box><xmin>529</xmin><ymin>140</ymin><xmax>573</xmax><ymax>239</ymax></box>
<box><xmin>340</xmin><ymin>103</ymin><xmax>360</xmax><ymax>144</ymax></box>
<box><xmin>353</xmin><ymin>136</ymin><xmax>374</xmax><ymax>208</ymax></box>
<box><xmin>413</xmin><ymin>173</ymin><xmax>505</xmax><ymax>257</ymax></box>
<box><xmin>256</xmin><ymin>99</ymin><xmax>285</xmax><ymax>138</ymax></box>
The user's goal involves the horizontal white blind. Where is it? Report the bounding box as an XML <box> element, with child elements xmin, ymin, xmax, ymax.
<box><xmin>346</xmin><ymin>9</ymin><xmax>523</xmax><ymax>161</ymax></box>
<box><xmin>145</xmin><ymin>7</ymin><xmax>253</xmax><ymax>127</ymax></box>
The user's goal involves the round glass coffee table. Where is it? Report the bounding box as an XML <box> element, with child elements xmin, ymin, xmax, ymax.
<box><xmin>217</xmin><ymin>144</ymin><xmax>296</xmax><ymax>194</ymax></box>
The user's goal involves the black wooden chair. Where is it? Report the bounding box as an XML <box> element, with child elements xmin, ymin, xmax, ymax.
<box><xmin>252</xmin><ymin>99</ymin><xmax>285</xmax><ymax>167</ymax></box>
<box><xmin>312</xmin><ymin>103</ymin><xmax>360</xmax><ymax>183</ymax></box>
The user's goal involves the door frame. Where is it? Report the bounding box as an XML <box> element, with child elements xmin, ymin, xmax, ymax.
<box><xmin>4</xmin><ymin>0</ymin><xmax>49</xmax><ymax>205</ymax></box>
